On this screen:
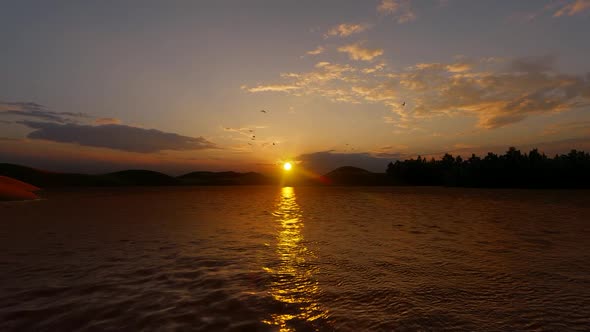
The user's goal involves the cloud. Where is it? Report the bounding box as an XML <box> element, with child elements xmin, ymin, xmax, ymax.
<box><xmin>337</xmin><ymin>43</ymin><xmax>384</xmax><ymax>61</ymax></box>
<box><xmin>325</xmin><ymin>23</ymin><xmax>370</xmax><ymax>37</ymax></box>
<box><xmin>297</xmin><ymin>151</ymin><xmax>399</xmax><ymax>173</ymax></box>
<box><xmin>377</xmin><ymin>0</ymin><xmax>416</xmax><ymax>23</ymax></box>
<box><xmin>554</xmin><ymin>0</ymin><xmax>590</xmax><ymax>16</ymax></box>
<box><xmin>244</xmin><ymin>84</ymin><xmax>301</xmax><ymax>93</ymax></box>
<box><xmin>95</xmin><ymin>117</ymin><xmax>122</xmax><ymax>125</ymax></box>
<box><xmin>246</xmin><ymin>61</ymin><xmax>361</xmax><ymax>102</ymax></box>
<box><xmin>18</xmin><ymin>121</ymin><xmax>216</xmax><ymax>153</ymax></box>
<box><xmin>306</xmin><ymin>46</ymin><xmax>325</xmax><ymax>55</ymax></box>
<box><xmin>0</xmin><ymin>101</ymin><xmax>89</xmax><ymax>123</ymax></box>
<box><xmin>543</xmin><ymin>120</ymin><xmax>590</xmax><ymax>136</ymax></box>
<box><xmin>510</xmin><ymin>55</ymin><xmax>555</xmax><ymax>73</ymax></box>
<box><xmin>222</xmin><ymin>125</ymin><xmax>268</xmax><ymax>142</ymax></box>
<box><xmin>246</xmin><ymin>55</ymin><xmax>590</xmax><ymax>130</ymax></box>
<box><xmin>446</xmin><ymin>62</ymin><xmax>472</xmax><ymax>73</ymax></box>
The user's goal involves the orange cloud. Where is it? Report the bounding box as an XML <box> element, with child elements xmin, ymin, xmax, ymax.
<box><xmin>244</xmin><ymin>84</ymin><xmax>301</xmax><ymax>93</ymax></box>
<box><xmin>337</xmin><ymin>43</ymin><xmax>384</xmax><ymax>61</ymax></box>
<box><xmin>377</xmin><ymin>0</ymin><xmax>416</xmax><ymax>23</ymax></box>
<box><xmin>94</xmin><ymin>117</ymin><xmax>121</xmax><ymax>125</ymax></box>
<box><xmin>554</xmin><ymin>0</ymin><xmax>590</xmax><ymax>16</ymax></box>
<box><xmin>245</xmin><ymin>55</ymin><xmax>590</xmax><ymax>130</ymax></box>
<box><xmin>325</xmin><ymin>23</ymin><xmax>370</xmax><ymax>37</ymax></box>
<box><xmin>306</xmin><ymin>46</ymin><xmax>325</xmax><ymax>55</ymax></box>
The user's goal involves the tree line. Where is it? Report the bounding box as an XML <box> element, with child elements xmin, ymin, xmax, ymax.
<box><xmin>386</xmin><ymin>147</ymin><xmax>590</xmax><ymax>188</ymax></box>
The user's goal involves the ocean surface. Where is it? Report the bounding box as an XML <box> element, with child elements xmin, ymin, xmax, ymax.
<box><xmin>1</xmin><ymin>186</ymin><xmax>589</xmax><ymax>331</ymax></box>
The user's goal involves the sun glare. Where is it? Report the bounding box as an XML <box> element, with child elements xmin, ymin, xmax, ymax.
<box><xmin>283</xmin><ymin>162</ymin><xmax>292</xmax><ymax>171</ymax></box>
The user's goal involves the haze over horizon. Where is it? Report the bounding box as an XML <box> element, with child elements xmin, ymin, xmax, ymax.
<box><xmin>2</xmin><ymin>0</ymin><xmax>590</xmax><ymax>174</ymax></box>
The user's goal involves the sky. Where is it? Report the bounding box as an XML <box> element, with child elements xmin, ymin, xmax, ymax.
<box><xmin>1</xmin><ymin>0</ymin><xmax>590</xmax><ymax>174</ymax></box>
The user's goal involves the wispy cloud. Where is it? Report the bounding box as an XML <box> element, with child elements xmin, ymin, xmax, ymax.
<box><xmin>306</xmin><ymin>46</ymin><xmax>325</xmax><ymax>55</ymax></box>
<box><xmin>337</xmin><ymin>42</ymin><xmax>384</xmax><ymax>61</ymax></box>
<box><xmin>94</xmin><ymin>117</ymin><xmax>121</xmax><ymax>125</ymax></box>
<box><xmin>325</xmin><ymin>23</ymin><xmax>370</xmax><ymax>38</ymax></box>
<box><xmin>222</xmin><ymin>125</ymin><xmax>267</xmax><ymax>140</ymax></box>
<box><xmin>554</xmin><ymin>0</ymin><xmax>590</xmax><ymax>17</ymax></box>
<box><xmin>543</xmin><ymin>120</ymin><xmax>590</xmax><ymax>136</ymax></box>
<box><xmin>243</xmin><ymin>84</ymin><xmax>301</xmax><ymax>93</ymax></box>
<box><xmin>246</xmin><ymin>55</ymin><xmax>590</xmax><ymax>130</ymax></box>
<box><xmin>18</xmin><ymin>121</ymin><xmax>216</xmax><ymax>153</ymax></box>
<box><xmin>243</xmin><ymin>61</ymin><xmax>359</xmax><ymax>100</ymax></box>
<box><xmin>0</xmin><ymin>101</ymin><xmax>89</xmax><ymax>124</ymax></box>
<box><xmin>377</xmin><ymin>0</ymin><xmax>416</xmax><ymax>23</ymax></box>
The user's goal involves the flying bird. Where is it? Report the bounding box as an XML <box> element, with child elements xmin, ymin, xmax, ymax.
<box><xmin>260</xmin><ymin>110</ymin><xmax>267</xmax><ymax>113</ymax></box>
<box><xmin>401</xmin><ymin>102</ymin><xmax>406</xmax><ymax>107</ymax></box>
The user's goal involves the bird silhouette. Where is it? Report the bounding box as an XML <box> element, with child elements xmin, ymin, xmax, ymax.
<box><xmin>401</xmin><ymin>102</ymin><xmax>406</xmax><ymax>107</ymax></box>
<box><xmin>272</xmin><ymin>142</ymin><xmax>276</xmax><ymax>145</ymax></box>
<box><xmin>260</xmin><ymin>110</ymin><xmax>267</xmax><ymax>113</ymax></box>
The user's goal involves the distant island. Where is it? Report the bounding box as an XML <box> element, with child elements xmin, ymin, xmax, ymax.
<box><xmin>1</xmin><ymin>148</ymin><xmax>590</xmax><ymax>199</ymax></box>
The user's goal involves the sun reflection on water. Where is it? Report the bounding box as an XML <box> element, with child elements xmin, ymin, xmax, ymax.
<box><xmin>262</xmin><ymin>187</ymin><xmax>328</xmax><ymax>331</ymax></box>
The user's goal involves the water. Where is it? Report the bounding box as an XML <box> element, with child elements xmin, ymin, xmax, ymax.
<box><xmin>1</xmin><ymin>186</ymin><xmax>589</xmax><ymax>331</ymax></box>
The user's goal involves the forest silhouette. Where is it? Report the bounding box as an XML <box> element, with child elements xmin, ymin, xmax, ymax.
<box><xmin>386</xmin><ymin>147</ymin><xmax>590</xmax><ymax>188</ymax></box>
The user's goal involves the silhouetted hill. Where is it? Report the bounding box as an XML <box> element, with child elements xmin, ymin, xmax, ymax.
<box><xmin>178</xmin><ymin>171</ymin><xmax>272</xmax><ymax>185</ymax></box>
<box><xmin>0</xmin><ymin>163</ymin><xmax>271</xmax><ymax>187</ymax></box>
<box><xmin>0</xmin><ymin>163</ymin><xmax>117</xmax><ymax>187</ymax></box>
<box><xmin>322</xmin><ymin>166</ymin><xmax>387</xmax><ymax>186</ymax></box>
<box><xmin>104</xmin><ymin>170</ymin><xmax>180</xmax><ymax>186</ymax></box>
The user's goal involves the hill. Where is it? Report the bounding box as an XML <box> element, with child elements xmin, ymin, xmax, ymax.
<box><xmin>321</xmin><ymin>166</ymin><xmax>387</xmax><ymax>186</ymax></box>
<box><xmin>0</xmin><ymin>163</ymin><xmax>117</xmax><ymax>187</ymax></box>
<box><xmin>0</xmin><ymin>163</ymin><xmax>273</xmax><ymax>187</ymax></box>
<box><xmin>104</xmin><ymin>170</ymin><xmax>180</xmax><ymax>186</ymax></box>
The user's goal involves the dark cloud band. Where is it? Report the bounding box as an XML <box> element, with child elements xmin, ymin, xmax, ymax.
<box><xmin>19</xmin><ymin>121</ymin><xmax>216</xmax><ymax>153</ymax></box>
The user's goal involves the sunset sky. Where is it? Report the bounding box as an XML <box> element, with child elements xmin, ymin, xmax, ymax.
<box><xmin>1</xmin><ymin>0</ymin><xmax>590</xmax><ymax>174</ymax></box>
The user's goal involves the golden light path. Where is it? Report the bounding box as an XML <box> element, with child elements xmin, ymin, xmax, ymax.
<box><xmin>262</xmin><ymin>187</ymin><xmax>328</xmax><ymax>331</ymax></box>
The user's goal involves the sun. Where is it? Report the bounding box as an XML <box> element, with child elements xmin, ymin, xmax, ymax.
<box><xmin>283</xmin><ymin>162</ymin><xmax>292</xmax><ymax>171</ymax></box>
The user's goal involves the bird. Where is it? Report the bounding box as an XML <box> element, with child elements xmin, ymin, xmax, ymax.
<box><xmin>260</xmin><ymin>110</ymin><xmax>267</xmax><ymax>113</ymax></box>
<box><xmin>248</xmin><ymin>142</ymin><xmax>252</xmax><ymax>145</ymax></box>
<box><xmin>249</xmin><ymin>129</ymin><xmax>254</xmax><ymax>132</ymax></box>
<box><xmin>401</xmin><ymin>102</ymin><xmax>406</xmax><ymax>107</ymax></box>
<box><xmin>252</xmin><ymin>135</ymin><xmax>256</xmax><ymax>138</ymax></box>
<box><xmin>272</xmin><ymin>142</ymin><xmax>276</xmax><ymax>146</ymax></box>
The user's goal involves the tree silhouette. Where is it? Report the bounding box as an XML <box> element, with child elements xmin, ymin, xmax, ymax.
<box><xmin>386</xmin><ymin>147</ymin><xmax>590</xmax><ymax>188</ymax></box>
